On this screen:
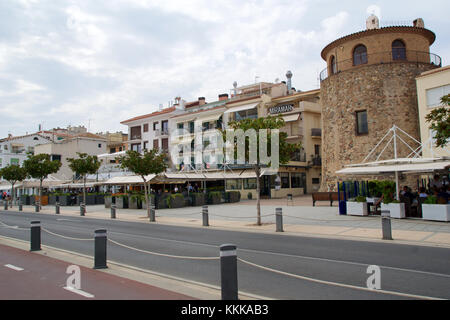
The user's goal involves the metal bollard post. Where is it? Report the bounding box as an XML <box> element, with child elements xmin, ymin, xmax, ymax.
<box><xmin>149</xmin><ymin>207</ymin><xmax>155</xmax><ymax>222</ymax></box>
<box><xmin>220</xmin><ymin>244</ymin><xmax>238</xmax><ymax>300</ymax></box>
<box><xmin>381</xmin><ymin>210</ymin><xmax>393</xmax><ymax>240</ymax></box>
<box><xmin>202</xmin><ymin>205</ymin><xmax>209</xmax><ymax>227</ymax></box>
<box><xmin>276</xmin><ymin>208</ymin><xmax>284</xmax><ymax>232</ymax></box>
<box><xmin>80</xmin><ymin>203</ymin><xmax>85</xmax><ymax>216</ymax></box>
<box><xmin>35</xmin><ymin>201</ymin><xmax>40</xmax><ymax>213</ymax></box>
<box><xmin>30</xmin><ymin>221</ymin><xmax>41</xmax><ymax>252</ymax></box>
<box><xmin>55</xmin><ymin>202</ymin><xmax>60</xmax><ymax>215</ymax></box>
<box><xmin>19</xmin><ymin>201</ymin><xmax>23</xmax><ymax>212</ymax></box>
<box><xmin>4</xmin><ymin>200</ymin><xmax>8</xmax><ymax>210</ymax></box>
<box><xmin>94</xmin><ymin>229</ymin><xmax>108</xmax><ymax>269</ymax></box>
<box><xmin>111</xmin><ymin>204</ymin><xmax>116</xmax><ymax>219</ymax></box>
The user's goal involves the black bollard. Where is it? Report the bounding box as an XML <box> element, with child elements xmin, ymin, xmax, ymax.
<box><xmin>111</xmin><ymin>204</ymin><xmax>116</xmax><ymax>219</ymax></box>
<box><xmin>381</xmin><ymin>210</ymin><xmax>393</xmax><ymax>240</ymax></box>
<box><xmin>30</xmin><ymin>221</ymin><xmax>41</xmax><ymax>252</ymax></box>
<box><xmin>35</xmin><ymin>201</ymin><xmax>40</xmax><ymax>213</ymax></box>
<box><xmin>18</xmin><ymin>201</ymin><xmax>23</xmax><ymax>212</ymax></box>
<box><xmin>55</xmin><ymin>202</ymin><xmax>60</xmax><ymax>215</ymax></box>
<box><xmin>149</xmin><ymin>208</ymin><xmax>155</xmax><ymax>222</ymax></box>
<box><xmin>94</xmin><ymin>229</ymin><xmax>108</xmax><ymax>269</ymax></box>
<box><xmin>4</xmin><ymin>200</ymin><xmax>8</xmax><ymax>211</ymax></box>
<box><xmin>220</xmin><ymin>244</ymin><xmax>238</xmax><ymax>300</ymax></box>
<box><xmin>202</xmin><ymin>205</ymin><xmax>209</xmax><ymax>227</ymax></box>
<box><xmin>276</xmin><ymin>208</ymin><xmax>284</xmax><ymax>232</ymax></box>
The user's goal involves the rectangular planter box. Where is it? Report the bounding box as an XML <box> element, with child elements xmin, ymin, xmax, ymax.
<box><xmin>49</xmin><ymin>195</ymin><xmax>58</xmax><ymax>205</ymax></box>
<box><xmin>381</xmin><ymin>203</ymin><xmax>406</xmax><ymax>219</ymax></box>
<box><xmin>105</xmin><ymin>196</ymin><xmax>112</xmax><ymax>208</ymax></box>
<box><xmin>141</xmin><ymin>196</ymin><xmax>155</xmax><ymax>209</ymax></box>
<box><xmin>20</xmin><ymin>195</ymin><xmax>30</xmax><ymax>205</ymax></box>
<box><xmin>96</xmin><ymin>195</ymin><xmax>105</xmax><ymax>205</ymax></box>
<box><xmin>115</xmin><ymin>196</ymin><xmax>128</xmax><ymax>209</ymax></box>
<box><xmin>208</xmin><ymin>193</ymin><xmax>222</xmax><ymax>205</ymax></box>
<box><xmin>347</xmin><ymin>201</ymin><xmax>368</xmax><ymax>216</ymax></box>
<box><xmin>30</xmin><ymin>196</ymin><xmax>35</xmax><ymax>205</ymax></box>
<box><xmin>58</xmin><ymin>195</ymin><xmax>71</xmax><ymax>206</ymax></box>
<box><xmin>422</xmin><ymin>204</ymin><xmax>450</xmax><ymax>222</ymax></box>
<box><xmin>128</xmin><ymin>196</ymin><xmax>142</xmax><ymax>209</ymax></box>
<box><xmin>226</xmin><ymin>192</ymin><xmax>241</xmax><ymax>203</ymax></box>
<box><xmin>167</xmin><ymin>195</ymin><xmax>185</xmax><ymax>208</ymax></box>
<box><xmin>190</xmin><ymin>194</ymin><xmax>205</xmax><ymax>207</ymax></box>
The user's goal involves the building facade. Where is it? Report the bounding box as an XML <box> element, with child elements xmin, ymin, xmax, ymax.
<box><xmin>319</xmin><ymin>16</ymin><xmax>442</xmax><ymax>191</ymax></box>
<box><xmin>416</xmin><ymin>65</ymin><xmax>450</xmax><ymax>158</ymax></box>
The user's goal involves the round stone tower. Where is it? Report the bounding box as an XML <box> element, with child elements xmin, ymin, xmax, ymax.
<box><xmin>319</xmin><ymin>16</ymin><xmax>442</xmax><ymax>191</ymax></box>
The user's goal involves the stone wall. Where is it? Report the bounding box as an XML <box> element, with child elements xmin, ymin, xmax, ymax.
<box><xmin>320</xmin><ymin>62</ymin><xmax>438</xmax><ymax>192</ymax></box>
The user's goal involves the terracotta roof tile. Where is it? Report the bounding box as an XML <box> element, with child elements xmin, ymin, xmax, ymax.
<box><xmin>121</xmin><ymin>107</ymin><xmax>176</xmax><ymax>124</ymax></box>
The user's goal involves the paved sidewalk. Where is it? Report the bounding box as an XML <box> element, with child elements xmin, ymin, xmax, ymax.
<box><xmin>7</xmin><ymin>199</ymin><xmax>450</xmax><ymax>247</ymax></box>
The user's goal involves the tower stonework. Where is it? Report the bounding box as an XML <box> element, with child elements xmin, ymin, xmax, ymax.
<box><xmin>319</xmin><ymin>18</ymin><xmax>441</xmax><ymax>191</ymax></box>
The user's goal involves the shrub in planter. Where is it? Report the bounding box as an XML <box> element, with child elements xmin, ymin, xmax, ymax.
<box><xmin>115</xmin><ymin>195</ymin><xmax>129</xmax><ymax>209</ymax></box>
<box><xmin>20</xmin><ymin>195</ymin><xmax>30</xmax><ymax>205</ymax></box>
<box><xmin>30</xmin><ymin>196</ymin><xmax>36</xmax><ymax>205</ymax></box>
<box><xmin>208</xmin><ymin>191</ymin><xmax>222</xmax><ymax>205</ymax></box>
<box><xmin>95</xmin><ymin>194</ymin><xmax>105</xmax><ymax>205</ymax></box>
<box><xmin>226</xmin><ymin>191</ymin><xmax>241</xmax><ymax>203</ymax></box>
<box><xmin>57</xmin><ymin>194</ymin><xmax>71</xmax><ymax>206</ymax></box>
<box><xmin>104</xmin><ymin>195</ymin><xmax>113</xmax><ymax>208</ymax></box>
<box><xmin>141</xmin><ymin>194</ymin><xmax>156</xmax><ymax>209</ymax></box>
<box><xmin>128</xmin><ymin>194</ymin><xmax>143</xmax><ymax>209</ymax></box>
<box><xmin>347</xmin><ymin>196</ymin><xmax>368</xmax><ymax>216</ymax></box>
<box><xmin>166</xmin><ymin>194</ymin><xmax>185</xmax><ymax>208</ymax></box>
<box><xmin>49</xmin><ymin>195</ymin><xmax>59</xmax><ymax>205</ymax></box>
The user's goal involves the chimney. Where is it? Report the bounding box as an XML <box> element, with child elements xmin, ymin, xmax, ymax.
<box><xmin>366</xmin><ymin>14</ymin><xmax>380</xmax><ymax>30</ymax></box>
<box><xmin>198</xmin><ymin>97</ymin><xmax>206</xmax><ymax>106</ymax></box>
<box><xmin>286</xmin><ymin>70</ymin><xmax>293</xmax><ymax>94</ymax></box>
<box><xmin>219</xmin><ymin>93</ymin><xmax>229</xmax><ymax>101</ymax></box>
<box><xmin>413</xmin><ymin>18</ymin><xmax>424</xmax><ymax>28</ymax></box>
<box><xmin>233</xmin><ymin>81</ymin><xmax>238</xmax><ymax>96</ymax></box>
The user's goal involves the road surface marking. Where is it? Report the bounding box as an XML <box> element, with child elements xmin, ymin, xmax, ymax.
<box><xmin>4</xmin><ymin>264</ymin><xmax>24</xmax><ymax>271</ymax></box>
<box><xmin>63</xmin><ymin>286</ymin><xmax>95</xmax><ymax>298</ymax></box>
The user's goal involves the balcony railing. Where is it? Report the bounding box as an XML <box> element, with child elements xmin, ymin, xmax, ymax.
<box><xmin>319</xmin><ymin>50</ymin><xmax>442</xmax><ymax>81</ymax></box>
<box><xmin>311</xmin><ymin>128</ymin><xmax>322</xmax><ymax>137</ymax></box>
<box><xmin>155</xmin><ymin>129</ymin><xmax>169</xmax><ymax>137</ymax></box>
<box><xmin>309</xmin><ymin>156</ymin><xmax>322</xmax><ymax>166</ymax></box>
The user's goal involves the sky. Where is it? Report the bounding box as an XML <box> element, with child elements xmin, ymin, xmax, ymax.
<box><xmin>0</xmin><ymin>0</ymin><xmax>449</xmax><ymax>138</ymax></box>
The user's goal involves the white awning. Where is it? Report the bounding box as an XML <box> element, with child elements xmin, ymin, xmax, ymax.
<box><xmin>197</xmin><ymin>113</ymin><xmax>223</xmax><ymax>123</ymax></box>
<box><xmin>102</xmin><ymin>175</ymin><xmax>156</xmax><ymax>185</ymax></box>
<box><xmin>222</xmin><ymin>171</ymin><xmax>242</xmax><ymax>179</ymax></box>
<box><xmin>336</xmin><ymin>161</ymin><xmax>450</xmax><ymax>175</ymax></box>
<box><xmin>239</xmin><ymin>170</ymin><xmax>257</xmax><ymax>178</ymax></box>
<box><xmin>224</xmin><ymin>103</ymin><xmax>259</xmax><ymax>114</ymax></box>
<box><xmin>98</xmin><ymin>151</ymin><xmax>126</xmax><ymax>160</ymax></box>
<box><xmin>183</xmin><ymin>173</ymin><xmax>206</xmax><ymax>180</ymax></box>
<box><xmin>282</xmin><ymin>114</ymin><xmax>300</xmax><ymax>122</ymax></box>
<box><xmin>204</xmin><ymin>172</ymin><xmax>225</xmax><ymax>179</ymax></box>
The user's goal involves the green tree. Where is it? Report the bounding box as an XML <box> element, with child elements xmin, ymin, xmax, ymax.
<box><xmin>23</xmin><ymin>153</ymin><xmax>61</xmax><ymax>208</ymax></box>
<box><xmin>0</xmin><ymin>165</ymin><xmax>27</xmax><ymax>207</ymax></box>
<box><xmin>67</xmin><ymin>153</ymin><xmax>101</xmax><ymax>211</ymax></box>
<box><xmin>426</xmin><ymin>94</ymin><xmax>450</xmax><ymax>148</ymax></box>
<box><xmin>226</xmin><ymin>116</ymin><xmax>301</xmax><ymax>225</ymax></box>
<box><xmin>118</xmin><ymin>149</ymin><xmax>167</xmax><ymax>218</ymax></box>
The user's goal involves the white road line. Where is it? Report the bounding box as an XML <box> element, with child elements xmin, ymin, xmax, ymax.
<box><xmin>63</xmin><ymin>286</ymin><xmax>95</xmax><ymax>298</ymax></box>
<box><xmin>4</xmin><ymin>264</ymin><xmax>24</xmax><ymax>271</ymax></box>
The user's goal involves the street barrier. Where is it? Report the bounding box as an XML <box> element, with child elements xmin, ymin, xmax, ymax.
<box><xmin>35</xmin><ymin>202</ymin><xmax>40</xmax><ymax>213</ymax></box>
<box><xmin>202</xmin><ymin>205</ymin><xmax>209</xmax><ymax>227</ymax></box>
<box><xmin>381</xmin><ymin>210</ymin><xmax>393</xmax><ymax>240</ymax></box>
<box><xmin>80</xmin><ymin>203</ymin><xmax>86</xmax><ymax>216</ymax></box>
<box><xmin>55</xmin><ymin>202</ymin><xmax>60</xmax><ymax>215</ymax></box>
<box><xmin>276</xmin><ymin>208</ymin><xmax>283</xmax><ymax>232</ymax></box>
<box><xmin>30</xmin><ymin>221</ymin><xmax>41</xmax><ymax>252</ymax></box>
<box><xmin>111</xmin><ymin>204</ymin><xmax>116</xmax><ymax>219</ymax></box>
<box><xmin>149</xmin><ymin>208</ymin><xmax>156</xmax><ymax>222</ymax></box>
<box><xmin>4</xmin><ymin>201</ymin><xmax>8</xmax><ymax>211</ymax></box>
<box><xmin>94</xmin><ymin>229</ymin><xmax>108</xmax><ymax>269</ymax></box>
<box><xmin>18</xmin><ymin>201</ymin><xmax>23</xmax><ymax>212</ymax></box>
<box><xmin>220</xmin><ymin>244</ymin><xmax>238</xmax><ymax>300</ymax></box>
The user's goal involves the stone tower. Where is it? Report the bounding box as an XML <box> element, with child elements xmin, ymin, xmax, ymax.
<box><xmin>319</xmin><ymin>16</ymin><xmax>442</xmax><ymax>191</ymax></box>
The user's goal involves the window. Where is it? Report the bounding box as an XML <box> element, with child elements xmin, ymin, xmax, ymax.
<box><xmin>177</xmin><ymin>123</ymin><xmax>184</xmax><ymax>130</ymax></box>
<box><xmin>110</xmin><ymin>148</ymin><xmax>116</xmax><ymax>154</ymax></box>
<box><xmin>314</xmin><ymin>145</ymin><xmax>321</xmax><ymax>156</ymax></box>
<box><xmin>0</xmin><ymin>159</ymin><xmax>2</xmax><ymax>167</ymax></box>
<box><xmin>10</xmin><ymin>158</ymin><xmax>19</xmax><ymax>165</ymax></box>
<box><xmin>244</xmin><ymin>178</ymin><xmax>257</xmax><ymax>190</ymax></box>
<box><xmin>131</xmin><ymin>143</ymin><xmax>141</xmax><ymax>153</ymax></box>
<box><xmin>226</xmin><ymin>179</ymin><xmax>242</xmax><ymax>190</ymax></box>
<box><xmin>98</xmin><ymin>144</ymin><xmax>102</xmax><ymax>148</ymax></box>
<box><xmin>356</xmin><ymin>110</ymin><xmax>368</xmax><ymax>135</ymax></box>
<box><xmin>130</xmin><ymin>126</ymin><xmax>141</xmax><ymax>140</ymax></box>
<box><xmin>291</xmin><ymin>173</ymin><xmax>305</xmax><ymax>188</ymax></box>
<box><xmin>426</xmin><ymin>85</ymin><xmax>450</xmax><ymax>108</ymax></box>
<box><xmin>161</xmin><ymin>138</ymin><xmax>169</xmax><ymax>151</ymax></box>
<box><xmin>51</xmin><ymin>155</ymin><xmax>62</xmax><ymax>162</ymax></box>
<box><xmin>281</xmin><ymin>173</ymin><xmax>290</xmax><ymax>189</ymax></box>
<box><xmin>202</xmin><ymin>122</ymin><xmax>210</xmax><ymax>132</ymax></box>
<box><xmin>153</xmin><ymin>122</ymin><xmax>159</xmax><ymax>131</ymax></box>
<box><xmin>33</xmin><ymin>137</ymin><xmax>39</xmax><ymax>141</ymax></box>
<box><xmin>161</xmin><ymin>121</ymin><xmax>169</xmax><ymax>134</ymax></box>
<box><xmin>153</xmin><ymin>139</ymin><xmax>159</xmax><ymax>150</ymax></box>
<box><xmin>392</xmin><ymin>40</ymin><xmax>406</xmax><ymax>61</ymax></box>
<box><xmin>143</xmin><ymin>124</ymin><xmax>149</xmax><ymax>132</ymax></box>
<box><xmin>143</xmin><ymin>141</ymin><xmax>149</xmax><ymax>150</ymax></box>
<box><xmin>312</xmin><ymin>178</ymin><xmax>320</xmax><ymax>185</ymax></box>
<box><xmin>330</xmin><ymin>55</ymin><xmax>337</xmax><ymax>74</ymax></box>
<box><xmin>235</xmin><ymin>108</ymin><xmax>257</xmax><ymax>121</ymax></box>
<box><xmin>189</xmin><ymin>121</ymin><xmax>195</xmax><ymax>134</ymax></box>
<box><xmin>353</xmin><ymin>45</ymin><xmax>368</xmax><ymax>66</ymax></box>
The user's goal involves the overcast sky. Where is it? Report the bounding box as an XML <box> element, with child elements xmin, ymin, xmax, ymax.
<box><xmin>0</xmin><ymin>0</ymin><xmax>449</xmax><ymax>138</ymax></box>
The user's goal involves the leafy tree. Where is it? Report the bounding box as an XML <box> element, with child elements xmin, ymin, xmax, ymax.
<box><xmin>226</xmin><ymin>116</ymin><xmax>301</xmax><ymax>225</ymax></box>
<box><xmin>67</xmin><ymin>153</ymin><xmax>101</xmax><ymax>211</ymax></box>
<box><xmin>23</xmin><ymin>153</ymin><xmax>61</xmax><ymax>207</ymax></box>
<box><xmin>118</xmin><ymin>149</ymin><xmax>167</xmax><ymax>218</ymax></box>
<box><xmin>0</xmin><ymin>165</ymin><xmax>27</xmax><ymax>207</ymax></box>
<box><xmin>426</xmin><ymin>94</ymin><xmax>450</xmax><ymax>148</ymax></box>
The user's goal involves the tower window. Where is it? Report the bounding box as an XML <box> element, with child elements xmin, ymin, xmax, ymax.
<box><xmin>353</xmin><ymin>45</ymin><xmax>368</xmax><ymax>66</ymax></box>
<box><xmin>330</xmin><ymin>55</ymin><xmax>337</xmax><ymax>74</ymax></box>
<box><xmin>356</xmin><ymin>110</ymin><xmax>368</xmax><ymax>135</ymax></box>
<box><xmin>392</xmin><ymin>39</ymin><xmax>406</xmax><ymax>61</ymax></box>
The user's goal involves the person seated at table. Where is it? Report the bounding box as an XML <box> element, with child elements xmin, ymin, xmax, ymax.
<box><xmin>400</xmin><ymin>186</ymin><xmax>414</xmax><ymax>201</ymax></box>
<box><xmin>436</xmin><ymin>187</ymin><xmax>449</xmax><ymax>204</ymax></box>
<box><xmin>418</xmin><ymin>187</ymin><xmax>428</xmax><ymax>199</ymax></box>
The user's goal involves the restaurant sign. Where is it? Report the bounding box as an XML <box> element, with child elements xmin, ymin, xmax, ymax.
<box><xmin>269</xmin><ymin>104</ymin><xmax>294</xmax><ymax>114</ymax></box>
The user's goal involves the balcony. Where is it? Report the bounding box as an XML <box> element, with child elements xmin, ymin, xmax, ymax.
<box><xmin>155</xmin><ymin>129</ymin><xmax>169</xmax><ymax>137</ymax></box>
<box><xmin>309</xmin><ymin>156</ymin><xmax>322</xmax><ymax>167</ymax></box>
<box><xmin>319</xmin><ymin>50</ymin><xmax>442</xmax><ymax>81</ymax></box>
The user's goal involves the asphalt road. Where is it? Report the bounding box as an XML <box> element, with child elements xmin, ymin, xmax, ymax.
<box><xmin>1</xmin><ymin>210</ymin><xmax>449</xmax><ymax>300</ymax></box>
